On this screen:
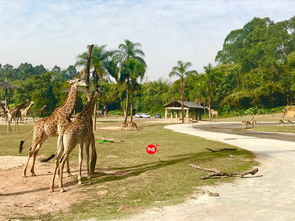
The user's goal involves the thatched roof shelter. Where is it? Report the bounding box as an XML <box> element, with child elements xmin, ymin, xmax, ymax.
<box><xmin>0</xmin><ymin>82</ymin><xmax>19</xmax><ymax>89</ymax></box>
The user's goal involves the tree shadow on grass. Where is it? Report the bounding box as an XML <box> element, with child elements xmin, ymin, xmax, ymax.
<box><xmin>87</xmin><ymin>152</ymin><xmax>220</xmax><ymax>185</ymax></box>
<box><xmin>0</xmin><ymin>151</ymin><xmax>230</xmax><ymax>196</ymax></box>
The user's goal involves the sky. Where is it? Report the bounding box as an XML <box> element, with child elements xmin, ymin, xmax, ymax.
<box><xmin>0</xmin><ymin>0</ymin><xmax>294</xmax><ymax>81</ymax></box>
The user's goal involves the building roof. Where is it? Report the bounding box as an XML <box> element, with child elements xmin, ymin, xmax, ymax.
<box><xmin>0</xmin><ymin>82</ymin><xmax>19</xmax><ymax>89</ymax></box>
<box><xmin>163</xmin><ymin>100</ymin><xmax>205</xmax><ymax>109</ymax></box>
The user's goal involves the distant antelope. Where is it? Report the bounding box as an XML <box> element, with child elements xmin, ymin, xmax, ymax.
<box><xmin>279</xmin><ymin>120</ymin><xmax>286</xmax><ymax>126</ymax></box>
<box><xmin>205</xmin><ymin>106</ymin><xmax>218</xmax><ymax>119</ymax></box>
<box><xmin>251</xmin><ymin>120</ymin><xmax>257</xmax><ymax>127</ymax></box>
<box><xmin>241</xmin><ymin>120</ymin><xmax>252</xmax><ymax>128</ymax></box>
<box><xmin>287</xmin><ymin>120</ymin><xmax>294</xmax><ymax>126</ymax></box>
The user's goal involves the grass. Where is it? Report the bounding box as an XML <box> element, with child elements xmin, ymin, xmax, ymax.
<box><xmin>252</xmin><ymin>124</ymin><xmax>295</xmax><ymax>133</ymax></box>
<box><xmin>1</xmin><ymin>120</ymin><xmax>258</xmax><ymax>220</ymax></box>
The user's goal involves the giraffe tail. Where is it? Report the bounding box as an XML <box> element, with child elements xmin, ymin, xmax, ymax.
<box><xmin>19</xmin><ymin>129</ymin><xmax>34</xmax><ymax>154</ymax></box>
<box><xmin>19</xmin><ymin>141</ymin><xmax>25</xmax><ymax>154</ymax></box>
<box><xmin>40</xmin><ymin>154</ymin><xmax>56</xmax><ymax>162</ymax></box>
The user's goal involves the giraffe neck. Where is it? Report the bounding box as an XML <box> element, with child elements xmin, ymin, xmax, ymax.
<box><xmin>78</xmin><ymin>92</ymin><xmax>98</xmax><ymax>119</ymax></box>
<box><xmin>23</xmin><ymin>103</ymin><xmax>33</xmax><ymax>113</ymax></box>
<box><xmin>60</xmin><ymin>84</ymin><xmax>78</xmax><ymax>116</ymax></box>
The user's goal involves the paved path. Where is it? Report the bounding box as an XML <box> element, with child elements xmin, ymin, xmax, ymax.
<box><xmin>116</xmin><ymin>122</ymin><xmax>295</xmax><ymax>221</ymax></box>
<box><xmin>196</xmin><ymin>121</ymin><xmax>295</xmax><ymax>142</ymax></box>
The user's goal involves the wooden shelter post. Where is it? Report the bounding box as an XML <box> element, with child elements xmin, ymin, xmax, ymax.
<box><xmin>165</xmin><ymin>108</ymin><xmax>168</xmax><ymax>119</ymax></box>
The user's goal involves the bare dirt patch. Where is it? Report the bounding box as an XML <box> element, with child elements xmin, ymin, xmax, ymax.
<box><xmin>98</xmin><ymin>126</ymin><xmax>122</xmax><ymax>130</ymax></box>
<box><xmin>0</xmin><ymin>159</ymin><xmax>86</xmax><ymax>220</ymax></box>
<box><xmin>0</xmin><ymin>156</ymin><xmax>27</xmax><ymax>170</ymax></box>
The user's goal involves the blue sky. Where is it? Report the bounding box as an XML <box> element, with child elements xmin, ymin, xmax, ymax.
<box><xmin>0</xmin><ymin>0</ymin><xmax>294</xmax><ymax>81</ymax></box>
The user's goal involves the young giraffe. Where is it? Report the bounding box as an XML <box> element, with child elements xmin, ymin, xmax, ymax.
<box><xmin>21</xmin><ymin>101</ymin><xmax>34</xmax><ymax>124</ymax></box>
<box><xmin>0</xmin><ymin>101</ymin><xmax>8</xmax><ymax>121</ymax></box>
<box><xmin>33</xmin><ymin>104</ymin><xmax>46</xmax><ymax>121</ymax></box>
<box><xmin>50</xmin><ymin>89</ymin><xmax>100</xmax><ymax>192</ymax></box>
<box><xmin>7</xmin><ymin>101</ymin><xmax>27</xmax><ymax>131</ymax></box>
<box><xmin>21</xmin><ymin>78</ymin><xmax>87</xmax><ymax>178</ymax></box>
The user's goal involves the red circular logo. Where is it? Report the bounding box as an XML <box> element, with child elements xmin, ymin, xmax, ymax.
<box><xmin>146</xmin><ymin>144</ymin><xmax>159</xmax><ymax>154</ymax></box>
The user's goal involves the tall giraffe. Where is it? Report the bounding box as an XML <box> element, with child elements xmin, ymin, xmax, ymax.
<box><xmin>20</xmin><ymin>78</ymin><xmax>87</xmax><ymax>177</ymax></box>
<box><xmin>21</xmin><ymin>101</ymin><xmax>34</xmax><ymax>124</ymax></box>
<box><xmin>7</xmin><ymin>101</ymin><xmax>27</xmax><ymax>131</ymax></box>
<box><xmin>50</xmin><ymin>89</ymin><xmax>100</xmax><ymax>192</ymax></box>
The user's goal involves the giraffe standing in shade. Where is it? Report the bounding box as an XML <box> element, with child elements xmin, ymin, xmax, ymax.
<box><xmin>7</xmin><ymin>102</ymin><xmax>27</xmax><ymax>131</ymax></box>
<box><xmin>21</xmin><ymin>78</ymin><xmax>87</xmax><ymax>178</ymax></box>
<box><xmin>21</xmin><ymin>101</ymin><xmax>34</xmax><ymax>124</ymax></box>
<box><xmin>50</xmin><ymin>89</ymin><xmax>100</xmax><ymax>192</ymax></box>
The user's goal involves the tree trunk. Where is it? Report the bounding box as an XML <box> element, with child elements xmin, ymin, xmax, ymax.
<box><xmin>104</xmin><ymin>104</ymin><xmax>107</xmax><ymax>118</ymax></box>
<box><xmin>130</xmin><ymin>84</ymin><xmax>134</xmax><ymax>123</ymax></box>
<box><xmin>124</xmin><ymin>88</ymin><xmax>129</xmax><ymax>125</ymax></box>
<box><xmin>93</xmin><ymin>101</ymin><xmax>97</xmax><ymax>130</ymax></box>
<box><xmin>81</xmin><ymin>45</ymin><xmax>94</xmax><ymax>101</ymax></box>
<box><xmin>208</xmin><ymin>102</ymin><xmax>212</xmax><ymax>122</ymax></box>
<box><xmin>181</xmin><ymin>77</ymin><xmax>184</xmax><ymax>124</ymax></box>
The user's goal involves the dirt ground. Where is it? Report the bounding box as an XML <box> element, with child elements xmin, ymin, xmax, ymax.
<box><xmin>0</xmin><ymin>158</ymin><xmax>86</xmax><ymax>220</ymax></box>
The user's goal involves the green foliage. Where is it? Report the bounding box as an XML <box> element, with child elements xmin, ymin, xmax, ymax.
<box><xmin>139</xmin><ymin>79</ymin><xmax>170</xmax><ymax>113</ymax></box>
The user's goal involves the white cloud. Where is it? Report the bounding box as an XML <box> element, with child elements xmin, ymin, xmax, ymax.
<box><xmin>0</xmin><ymin>0</ymin><xmax>294</xmax><ymax>80</ymax></box>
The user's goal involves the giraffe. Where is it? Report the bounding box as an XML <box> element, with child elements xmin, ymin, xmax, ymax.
<box><xmin>33</xmin><ymin>104</ymin><xmax>46</xmax><ymax>122</ymax></box>
<box><xmin>21</xmin><ymin>101</ymin><xmax>34</xmax><ymax>124</ymax></box>
<box><xmin>20</xmin><ymin>78</ymin><xmax>87</xmax><ymax>178</ymax></box>
<box><xmin>7</xmin><ymin>101</ymin><xmax>27</xmax><ymax>131</ymax></box>
<box><xmin>0</xmin><ymin>101</ymin><xmax>8</xmax><ymax>121</ymax></box>
<box><xmin>50</xmin><ymin>89</ymin><xmax>100</xmax><ymax>192</ymax></box>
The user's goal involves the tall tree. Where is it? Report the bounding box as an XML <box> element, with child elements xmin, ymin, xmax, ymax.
<box><xmin>116</xmin><ymin>39</ymin><xmax>146</xmax><ymax>125</ymax></box>
<box><xmin>76</xmin><ymin>45</ymin><xmax>114</xmax><ymax>128</ymax></box>
<box><xmin>169</xmin><ymin>61</ymin><xmax>197</xmax><ymax>123</ymax></box>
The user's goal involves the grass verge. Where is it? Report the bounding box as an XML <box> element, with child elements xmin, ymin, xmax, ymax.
<box><xmin>252</xmin><ymin>124</ymin><xmax>295</xmax><ymax>133</ymax></box>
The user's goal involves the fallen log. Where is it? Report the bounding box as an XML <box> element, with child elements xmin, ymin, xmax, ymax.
<box><xmin>206</xmin><ymin>147</ymin><xmax>237</xmax><ymax>152</ymax></box>
<box><xmin>189</xmin><ymin>164</ymin><xmax>259</xmax><ymax>180</ymax></box>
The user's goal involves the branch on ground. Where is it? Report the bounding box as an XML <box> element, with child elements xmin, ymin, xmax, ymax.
<box><xmin>189</xmin><ymin>164</ymin><xmax>259</xmax><ymax>180</ymax></box>
<box><xmin>206</xmin><ymin>147</ymin><xmax>237</xmax><ymax>152</ymax></box>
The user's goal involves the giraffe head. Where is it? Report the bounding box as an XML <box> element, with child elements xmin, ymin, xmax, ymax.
<box><xmin>68</xmin><ymin>78</ymin><xmax>87</xmax><ymax>87</ymax></box>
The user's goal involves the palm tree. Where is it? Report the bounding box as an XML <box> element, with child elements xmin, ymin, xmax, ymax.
<box><xmin>76</xmin><ymin>45</ymin><xmax>114</xmax><ymax>129</ymax></box>
<box><xmin>195</xmin><ymin>63</ymin><xmax>220</xmax><ymax>121</ymax></box>
<box><xmin>76</xmin><ymin>45</ymin><xmax>112</xmax><ymax>83</ymax></box>
<box><xmin>116</xmin><ymin>40</ymin><xmax>146</xmax><ymax>125</ymax></box>
<box><xmin>169</xmin><ymin>61</ymin><xmax>197</xmax><ymax>123</ymax></box>
<box><xmin>123</xmin><ymin>59</ymin><xmax>146</xmax><ymax>123</ymax></box>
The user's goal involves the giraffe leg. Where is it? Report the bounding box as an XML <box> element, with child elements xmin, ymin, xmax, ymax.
<box><xmin>59</xmin><ymin>153</ymin><xmax>68</xmax><ymax>192</ymax></box>
<box><xmin>78</xmin><ymin>143</ymin><xmax>84</xmax><ymax>184</ymax></box>
<box><xmin>90</xmin><ymin>136</ymin><xmax>97</xmax><ymax>176</ymax></box>
<box><xmin>23</xmin><ymin>148</ymin><xmax>34</xmax><ymax>178</ymax></box>
<box><xmin>85</xmin><ymin>140</ymin><xmax>90</xmax><ymax>179</ymax></box>
<box><xmin>7</xmin><ymin>119</ymin><xmax>11</xmax><ymax>132</ymax></box>
<box><xmin>30</xmin><ymin>135</ymin><xmax>48</xmax><ymax>176</ymax></box>
<box><xmin>15</xmin><ymin>118</ymin><xmax>18</xmax><ymax>131</ymax></box>
<box><xmin>50</xmin><ymin>144</ymin><xmax>64</xmax><ymax>192</ymax></box>
<box><xmin>66</xmin><ymin>158</ymin><xmax>72</xmax><ymax>177</ymax></box>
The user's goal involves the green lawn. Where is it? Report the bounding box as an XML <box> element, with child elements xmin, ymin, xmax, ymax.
<box><xmin>252</xmin><ymin>124</ymin><xmax>295</xmax><ymax>133</ymax></box>
<box><xmin>1</xmin><ymin>120</ymin><xmax>258</xmax><ymax>220</ymax></box>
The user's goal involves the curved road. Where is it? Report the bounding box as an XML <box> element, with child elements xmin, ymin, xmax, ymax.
<box><xmin>116</xmin><ymin>122</ymin><xmax>295</xmax><ymax>221</ymax></box>
<box><xmin>196</xmin><ymin>122</ymin><xmax>295</xmax><ymax>142</ymax></box>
